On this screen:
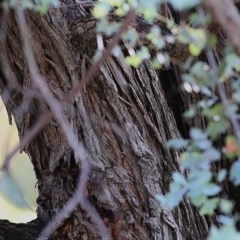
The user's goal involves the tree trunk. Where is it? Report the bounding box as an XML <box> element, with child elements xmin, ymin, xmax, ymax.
<box><xmin>0</xmin><ymin>4</ymin><xmax>210</xmax><ymax>240</ymax></box>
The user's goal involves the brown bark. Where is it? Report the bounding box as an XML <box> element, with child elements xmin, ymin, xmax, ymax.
<box><xmin>0</xmin><ymin>3</ymin><xmax>211</xmax><ymax>240</ymax></box>
<box><xmin>0</xmin><ymin>219</ymin><xmax>45</xmax><ymax>240</ymax></box>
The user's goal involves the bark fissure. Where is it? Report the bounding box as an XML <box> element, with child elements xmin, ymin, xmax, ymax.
<box><xmin>0</xmin><ymin>6</ymin><xmax>211</xmax><ymax>240</ymax></box>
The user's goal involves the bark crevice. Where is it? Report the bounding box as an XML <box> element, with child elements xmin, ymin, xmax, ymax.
<box><xmin>0</xmin><ymin>5</ymin><xmax>211</xmax><ymax>240</ymax></box>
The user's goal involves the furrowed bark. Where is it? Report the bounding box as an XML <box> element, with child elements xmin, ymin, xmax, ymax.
<box><xmin>0</xmin><ymin>3</ymin><xmax>212</xmax><ymax>240</ymax></box>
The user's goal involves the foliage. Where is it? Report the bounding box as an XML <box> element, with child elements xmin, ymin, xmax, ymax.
<box><xmin>5</xmin><ymin>0</ymin><xmax>59</xmax><ymax>13</ymax></box>
<box><xmin>4</xmin><ymin>0</ymin><xmax>240</xmax><ymax>238</ymax></box>
<box><xmin>91</xmin><ymin>0</ymin><xmax>240</xmax><ymax>239</ymax></box>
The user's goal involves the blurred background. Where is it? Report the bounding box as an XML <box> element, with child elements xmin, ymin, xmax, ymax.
<box><xmin>0</xmin><ymin>99</ymin><xmax>37</xmax><ymax>223</ymax></box>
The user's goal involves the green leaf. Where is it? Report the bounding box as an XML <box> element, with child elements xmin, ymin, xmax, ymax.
<box><xmin>138</xmin><ymin>0</ymin><xmax>160</xmax><ymax>21</ymax></box>
<box><xmin>200</xmin><ymin>198</ymin><xmax>219</xmax><ymax>215</ymax></box>
<box><xmin>222</xmin><ymin>53</ymin><xmax>240</xmax><ymax>79</ymax></box>
<box><xmin>125</xmin><ymin>55</ymin><xmax>142</xmax><ymax>68</ymax></box>
<box><xmin>147</xmin><ymin>26</ymin><xmax>165</xmax><ymax>49</ymax></box>
<box><xmin>93</xmin><ymin>3</ymin><xmax>111</xmax><ymax>19</ymax></box>
<box><xmin>190</xmin><ymin>193</ymin><xmax>207</xmax><ymax>207</ymax></box>
<box><xmin>177</xmin><ymin>27</ymin><xmax>206</xmax><ymax>56</ymax></box>
<box><xmin>189</xmin><ymin>43</ymin><xmax>202</xmax><ymax>56</ymax></box>
<box><xmin>181</xmin><ymin>152</ymin><xmax>204</xmax><ymax>169</ymax></box>
<box><xmin>207</xmin><ymin>120</ymin><xmax>229</xmax><ymax>139</ymax></box>
<box><xmin>219</xmin><ymin>199</ymin><xmax>233</xmax><ymax>214</ymax></box>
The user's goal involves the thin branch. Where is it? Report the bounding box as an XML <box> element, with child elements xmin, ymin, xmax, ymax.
<box><xmin>3</xmin><ymin>7</ymin><xmax>136</xmax><ymax>240</ymax></box>
<box><xmin>15</xmin><ymin>7</ymin><xmax>110</xmax><ymax>240</ymax></box>
<box><xmin>204</xmin><ymin>0</ymin><xmax>240</xmax><ymax>56</ymax></box>
<box><xmin>2</xmin><ymin>10</ymin><xmax>136</xmax><ymax>172</ymax></box>
<box><xmin>64</xmin><ymin>10</ymin><xmax>136</xmax><ymax>103</ymax></box>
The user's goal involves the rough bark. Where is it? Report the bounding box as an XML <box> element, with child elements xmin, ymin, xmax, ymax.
<box><xmin>0</xmin><ymin>3</ymin><xmax>211</xmax><ymax>240</ymax></box>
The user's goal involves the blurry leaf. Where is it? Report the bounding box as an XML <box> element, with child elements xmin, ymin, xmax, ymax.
<box><xmin>203</xmin><ymin>148</ymin><xmax>220</xmax><ymax>162</ymax></box>
<box><xmin>189</xmin><ymin>12</ymin><xmax>208</xmax><ymax>27</ymax></box>
<box><xmin>147</xmin><ymin>26</ymin><xmax>165</xmax><ymax>49</ymax></box>
<box><xmin>156</xmin><ymin>188</ymin><xmax>184</xmax><ymax>210</ymax></box>
<box><xmin>168</xmin><ymin>0</ymin><xmax>200</xmax><ymax>11</ymax></box>
<box><xmin>35</xmin><ymin>0</ymin><xmax>59</xmax><ymax>13</ymax></box>
<box><xmin>122</xmin><ymin>28</ymin><xmax>139</xmax><ymax>44</ymax></box>
<box><xmin>207</xmin><ymin>220</ymin><xmax>240</xmax><ymax>240</ymax></box>
<box><xmin>207</xmin><ymin>34</ymin><xmax>217</xmax><ymax>48</ymax></box>
<box><xmin>138</xmin><ymin>0</ymin><xmax>159</xmax><ymax>21</ymax></box>
<box><xmin>222</xmin><ymin>53</ymin><xmax>240</xmax><ymax>79</ymax></box>
<box><xmin>97</xmin><ymin>20</ymin><xmax>120</xmax><ymax>36</ymax></box>
<box><xmin>200</xmin><ymin>87</ymin><xmax>212</xmax><ymax>97</ymax></box>
<box><xmin>125</xmin><ymin>55</ymin><xmax>142</xmax><ymax>67</ymax></box>
<box><xmin>190</xmin><ymin>193</ymin><xmax>207</xmax><ymax>207</ymax></box>
<box><xmin>137</xmin><ymin>46</ymin><xmax>150</xmax><ymax>59</ymax></box>
<box><xmin>169</xmin><ymin>182</ymin><xmax>182</xmax><ymax>192</ymax></box>
<box><xmin>93</xmin><ymin>3</ymin><xmax>111</xmax><ymax>19</ymax></box>
<box><xmin>217</xmin><ymin>169</ymin><xmax>227</xmax><ymax>182</ymax></box>
<box><xmin>125</xmin><ymin>47</ymin><xmax>150</xmax><ymax>67</ymax></box>
<box><xmin>197</xmin><ymin>139</ymin><xmax>212</xmax><ymax>150</ymax></box>
<box><xmin>187</xmin><ymin>61</ymin><xmax>212</xmax><ymax>87</ymax></box>
<box><xmin>189</xmin><ymin>170</ymin><xmax>212</xmax><ymax>184</ymax></box>
<box><xmin>166</xmin><ymin>138</ymin><xmax>188</xmax><ymax>149</ymax></box>
<box><xmin>172</xmin><ymin>172</ymin><xmax>186</xmax><ymax>185</ymax></box>
<box><xmin>230</xmin><ymin>159</ymin><xmax>240</xmax><ymax>185</ymax></box>
<box><xmin>189</xmin><ymin>42</ymin><xmax>201</xmax><ymax>56</ymax></box>
<box><xmin>181</xmin><ymin>151</ymin><xmax>204</xmax><ymax>169</ymax></box>
<box><xmin>202</xmin><ymin>183</ymin><xmax>221</xmax><ymax>196</ymax></box>
<box><xmin>207</xmin><ymin>120</ymin><xmax>229</xmax><ymax>139</ymax></box>
<box><xmin>219</xmin><ymin>199</ymin><xmax>233</xmax><ymax>214</ymax></box>
<box><xmin>177</xmin><ymin>27</ymin><xmax>206</xmax><ymax>56</ymax></box>
<box><xmin>190</xmin><ymin>128</ymin><xmax>206</xmax><ymax>140</ymax></box>
<box><xmin>200</xmin><ymin>198</ymin><xmax>219</xmax><ymax>215</ymax></box>
<box><xmin>183</xmin><ymin>107</ymin><xmax>196</xmax><ymax>118</ymax></box>
<box><xmin>0</xmin><ymin>174</ymin><xmax>29</xmax><ymax>208</ymax></box>
<box><xmin>152</xmin><ymin>57</ymin><xmax>162</xmax><ymax>69</ymax></box>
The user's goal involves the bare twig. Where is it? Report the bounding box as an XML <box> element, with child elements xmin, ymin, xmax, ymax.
<box><xmin>2</xmin><ymin>10</ymin><xmax>136</xmax><ymax>172</ymax></box>
<box><xmin>5</xmin><ymin>7</ymin><xmax>136</xmax><ymax>240</ymax></box>
<box><xmin>15</xmin><ymin>7</ymin><xmax>111</xmax><ymax>240</ymax></box>
<box><xmin>64</xmin><ymin>10</ymin><xmax>136</xmax><ymax>103</ymax></box>
<box><xmin>204</xmin><ymin>0</ymin><xmax>240</xmax><ymax>56</ymax></box>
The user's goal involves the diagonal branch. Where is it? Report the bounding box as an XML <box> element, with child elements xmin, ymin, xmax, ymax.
<box><xmin>15</xmin><ymin>6</ymin><xmax>111</xmax><ymax>240</ymax></box>
<box><xmin>2</xmin><ymin>7</ymin><xmax>136</xmax><ymax>240</ymax></box>
<box><xmin>204</xmin><ymin>0</ymin><xmax>240</xmax><ymax>55</ymax></box>
<box><xmin>2</xmin><ymin>10</ymin><xmax>136</xmax><ymax>172</ymax></box>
